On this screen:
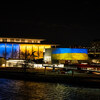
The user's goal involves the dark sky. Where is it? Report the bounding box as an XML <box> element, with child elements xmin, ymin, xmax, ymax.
<box><xmin>0</xmin><ymin>2</ymin><xmax>100</xmax><ymax>47</ymax></box>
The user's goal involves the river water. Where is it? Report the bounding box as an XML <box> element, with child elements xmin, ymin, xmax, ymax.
<box><xmin>0</xmin><ymin>78</ymin><xmax>100</xmax><ymax>100</ymax></box>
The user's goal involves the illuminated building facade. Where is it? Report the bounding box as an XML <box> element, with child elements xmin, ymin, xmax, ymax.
<box><xmin>44</xmin><ymin>48</ymin><xmax>88</xmax><ymax>63</ymax></box>
<box><xmin>0</xmin><ymin>37</ymin><xmax>56</xmax><ymax>60</ymax></box>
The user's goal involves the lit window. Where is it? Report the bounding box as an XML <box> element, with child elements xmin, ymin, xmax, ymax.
<box><xmin>2</xmin><ymin>39</ymin><xmax>7</xmax><ymax>42</ymax></box>
<box><xmin>16</xmin><ymin>39</ymin><xmax>20</xmax><ymax>41</ymax></box>
<box><xmin>10</xmin><ymin>39</ymin><xmax>14</xmax><ymax>42</ymax></box>
<box><xmin>0</xmin><ymin>39</ymin><xmax>2</xmax><ymax>42</ymax></box>
<box><xmin>32</xmin><ymin>41</ymin><xmax>34</xmax><ymax>43</ymax></box>
<box><xmin>34</xmin><ymin>41</ymin><xmax>37</xmax><ymax>43</ymax></box>
<box><xmin>37</xmin><ymin>41</ymin><xmax>40</xmax><ymax>43</ymax></box>
<box><xmin>28</xmin><ymin>40</ymin><xmax>32</xmax><ymax>43</ymax></box>
<box><xmin>21</xmin><ymin>39</ymin><xmax>25</xmax><ymax>42</ymax></box>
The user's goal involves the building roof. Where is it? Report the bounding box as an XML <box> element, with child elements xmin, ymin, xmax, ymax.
<box><xmin>0</xmin><ymin>33</ymin><xmax>44</xmax><ymax>39</ymax></box>
<box><xmin>0</xmin><ymin>33</ymin><xmax>59</xmax><ymax>46</ymax></box>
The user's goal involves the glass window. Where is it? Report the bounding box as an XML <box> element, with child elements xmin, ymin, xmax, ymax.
<box><xmin>37</xmin><ymin>41</ymin><xmax>40</xmax><ymax>43</ymax></box>
<box><xmin>32</xmin><ymin>41</ymin><xmax>34</xmax><ymax>43</ymax></box>
<box><xmin>10</xmin><ymin>39</ymin><xmax>14</xmax><ymax>42</ymax></box>
<box><xmin>34</xmin><ymin>41</ymin><xmax>37</xmax><ymax>43</ymax></box>
<box><xmin>21</xmin><ymin>39</ymin><xmax>25</xmax><ymax>42</ymax></box>
<box><xmin>28</xmin><ymin>40</ymin><xmax>32</xmax><ymax>43</ymax></box>
<box><xmin>6</xmin><ymin>44</ymin><xmax>12</xmax><ymax>59</ymax></box>
<box><xmin>0</xmin><ymin>43</ymin><xmax>5</xmax><ymax>58</ymax></box>
<box><xmin>39</xmin><ymin>46</ymin><xmax>44</xmax><ymax>58</ymax></box>
<box><xmin>16</xmin><ymin>39</ymin><xmax>20</xmax><ymax>42</ymax></box>
<box><xmin>13</xmin><ymin>44</ymin><xmax>20</xmax><ymax>58</ymax></box>
<box><xmin>0</xmin><ymin>39</ymin><xmax>2</xmax><ymax>42</ymax></box>
<box><xmin>33</xmin><ymin>45</ymin><xmax>39</xmax><ymax>59</ymax></box>
<box><xmin>20</xmin><ymin>44</ymin><xmax>26</xmax><ymax>59</ymax></box>
<box><xmin>2</xmin><ymin>39</ymin><xmax>7</xmax><ymax>42</ymax></box>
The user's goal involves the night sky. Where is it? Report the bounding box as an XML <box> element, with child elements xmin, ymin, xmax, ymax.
<box><xmin>0</xmin><ymin>2</ymin><xmax>100</xmax><ymax>47</ymax></box>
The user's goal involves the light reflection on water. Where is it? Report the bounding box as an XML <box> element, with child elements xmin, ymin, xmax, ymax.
<box><xmin>0</xmin><ymin>79</ymin><xmax>100</xmax><ymax>100</ymax></box>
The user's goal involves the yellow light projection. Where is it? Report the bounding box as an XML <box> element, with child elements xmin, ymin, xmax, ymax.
<box><xmin>44</xmin><ymin>45</ymin><xmax>51</xmax><ymax>49</ymax></box>
<box><xmin>33</xmin><ymin>45</ymin><xmax>39</xmax><ymax>59</ymax></box>
<box><xmin>52</xmin><ymin>53</ymin><xmax>72</xmax><ymax>60</ymax></box>
<box><xmin>26</xmin><ymin>44</ymin><xmax>33</xmax><ymax>59</ymax></box>
<box><xmin>52</xmin><ymin>53</ymin><xmax>88</xmax><ymax>60</ymax></box>
<box><xmin>39</xmin><ymin>45</ymin><xmax>44</xmax><ymax>59</ymax></box>
<box><xmin>72</xmin><ymin>53</ymin><xmax>88</xmax><ymax>60</ymax></box>
<box><xmin>20</xmin><ymin>44</ymin><xmax>26</xmax><ymax>59</ymax></box>
<box><xmin>26</xmin><ymin>44</ymin><xmax>33</xmax><ymax>54</ymax></box>
<box><xmin>38</xmin><ymin>45</ymin><xmax>51</xmax><ymax>59</ymax></box>
<box><xmin>20</xmin><ymin>44</ymin><xmax>51</xmax><ymax>59</ymax></box>
<box><xmin>52</xmin><ymin>48</ymin><xmax>88</xmax><ymax>60</ymax></box>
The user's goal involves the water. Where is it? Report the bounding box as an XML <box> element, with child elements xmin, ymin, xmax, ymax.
<box><xmin>0</xmin><ymin>79</ymin><xmax>100</xmax><ymax>100</ymax></box>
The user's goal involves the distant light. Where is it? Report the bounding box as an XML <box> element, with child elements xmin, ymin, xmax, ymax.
<box><xmin>2</xmin><ymin>64</ymin><xmax>5</xmax><ymax>67</ymax></box>
<box><xmin>54</xmin><ymin>64</ymin><xmax>64</xmax><ymax>68</ymax></box>
<box><xmin>34</xmin><ymin>64</ymin><xmax>43</xmax><ymax>68</ymax></box>
<box><xmin>7</xmin><ymin>60</ymin><xmax>25</xmax><ymax>62</ymax></box>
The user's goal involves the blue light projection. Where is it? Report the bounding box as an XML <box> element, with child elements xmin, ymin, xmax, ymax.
<box><xmin>52</xmin><ymin>48</ymin><xmax>88</xmax><ymax>54</ymax></box>
<box><xmin>13</xmin><ymin>44</ymin><xmax>19</xmax><ymax>58</ymax></box>
<box><xmin>6</xmin><ymin>44</ymin><xmax>12</xmax><ymax>59</ymax></box>
<box><xmin>52</xmin><ymin>48</ymin><xmax>71</xmax><ymax>54</ymax></box>
<box><xmin>0</xmin><ymin>43</ymin><xmax>5</xmax><ymax>58</ymax></box>
<box><xmin>72</xmin><ymin>48</ymin><xmax>88</xmax><ymax>54</ymax></box>
<box><xmin>0</xmin><ymin>43</ymin><xmax>20</xmax><ymax>59</ymax></box>
<box><xmin>52</xmin><ymin>48</ymin><xmax>88</xmax><ymax>60</ymax></box>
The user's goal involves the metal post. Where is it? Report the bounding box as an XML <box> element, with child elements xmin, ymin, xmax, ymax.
<box><xmin>19</xmin><ymin>44</ymin><xmax>20</xmax><ymax>59</ymax></box>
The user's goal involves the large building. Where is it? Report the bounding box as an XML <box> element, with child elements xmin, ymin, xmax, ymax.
<box><xmin>0</xmin><ymin>37</ymin><xmax>57</xmax><ymax>60</ymax></box>
<box><xmin>44</xmin><ymin>48</ymin><xmax>88</xmax><ymax>64</ymax></box>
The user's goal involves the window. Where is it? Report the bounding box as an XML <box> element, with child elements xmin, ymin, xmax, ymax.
<box><xmin>28</xmin><ymin>40</ymin><xmax>32</xmax><ymax>43</ymax></box>
<box><xmin>34</xmin><ymin>41</ymin><xmax>37</xmax><ymax>43</ymax></box>
<box><xmin>10</xmin><ymin>39</ymin><xmax>14</xmax><ymax>42</ymax></box>
<box><xmin>21</xmin><ymin>39</ymin><xmax>25</xmax><ymax>42</ymax></box>
<box><xmin>0</xmin><ymin>39</ymin><xmax>2</xmax><ymax>42</ymax></box>
<box><xmin>16</xmin><ymin>39</ymin><xmax>20</xmax><ymax>42</ymax></box>
<box><xmin>2</xmin><ymin>39</ymin><xmax>7</xmax><ymax>42</ymax></box>
<box><xmin>37</xmin><ymin>41</ymin><xmax>40</xmax><ymax>43</ymax></box>
<box><xmin>32</xmin><ymin>41</ymin><xmax>34</xmax><ymax>43</ymax></box>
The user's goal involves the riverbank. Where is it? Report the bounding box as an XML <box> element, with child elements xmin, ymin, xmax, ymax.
<box><xmin>1</xmin><ymin>67</ymin><xmax>100</xmax><ymax>88</ymax></box>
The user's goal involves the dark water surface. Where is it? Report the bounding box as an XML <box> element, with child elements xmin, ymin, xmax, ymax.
<box><xmin>0</xmin><ymin>78</ymin><xmax>100</xmax><ymax>100</ymax></box>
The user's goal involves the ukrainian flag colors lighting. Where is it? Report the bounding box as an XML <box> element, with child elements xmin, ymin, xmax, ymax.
<box><xmin>20</xmin><ymin>44</ymin><xmax>51</xmax><ymax>59</ymax></box>
<box><xmin>6</xmin><ymin>44</ymin><xmax>12</xmax><ymax>59</ymax></box>
<box><xmin>0</xmin><ymin>43</ymin><xmax>51</xmax><ymax>59</ymax></box>
<box><xmin>13</xmin><ymin>44</ymin><xmax>19</xmax><ymax>58</ymax></box>
<box><xmin>52</xmin><ymin>48</ymin><xmax>88</xmax><ymax>60</ymax></box>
